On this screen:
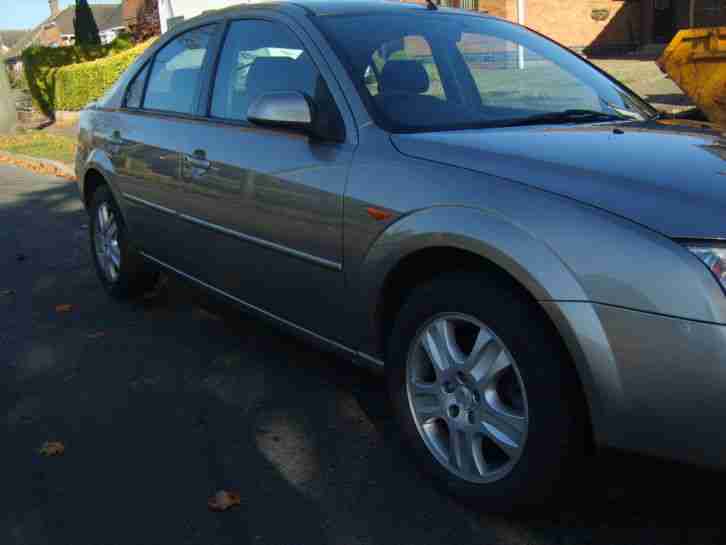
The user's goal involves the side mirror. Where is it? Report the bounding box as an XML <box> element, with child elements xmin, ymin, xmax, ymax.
<box><xmin>247</xmin><ymin>91</ymin><xmax>313</xmax><ymax>131</ymax></box>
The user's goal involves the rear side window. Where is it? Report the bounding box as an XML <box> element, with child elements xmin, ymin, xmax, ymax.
<box><xmin>210</xmin><ymin>20</ymin><xmax>332</xmax><ymax>125</ymax></box>
<box><xmin>124</xmin><ymin>63</ymin><xmax>149</xmax><ymax>109</ymax></box>
<box><xmin>144</xmin><ymin>25</ymin><xmax>217</xmax><ymax>114</ymax></box>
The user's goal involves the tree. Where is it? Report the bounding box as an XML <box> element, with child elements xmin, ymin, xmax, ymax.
<box><xmin>74</xmin><ymin>0</ymin><xmax>101</xmax><ymax>46</ymax></box>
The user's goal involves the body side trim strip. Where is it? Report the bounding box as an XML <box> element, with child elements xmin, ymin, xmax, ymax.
<box><xmin>177</xmin><ymin>212</ymin><xmax>342</xmax><ymax>271</ymax></box>
<box><xmin>357</xmin><ymin>351</ymin><xmax>385</xmax><ymax>368</ymax></box>
<box><xmin>139</xmin><ymin>251</ymin><xmax>381</xmax><ymax>367</ymax></box>
<box><xmin>123</xmin><ymin>193</ymin><xmax>177</xmax><ymax>216</ymax></box>
<box><xmin>123</xmin><ymin>192</ymin><xmax>342</xmax><ymax>271</ymax></box>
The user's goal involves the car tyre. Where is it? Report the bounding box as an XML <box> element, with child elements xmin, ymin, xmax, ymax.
<box><xmin>89</xmin><ymin>185</ymin><xmax>158</xmax><ymax>300</ymax></box>
<box><xmin>386</xmin><ymin>272</ymin><xmax>587</xmax><ymax>511</ymax></box>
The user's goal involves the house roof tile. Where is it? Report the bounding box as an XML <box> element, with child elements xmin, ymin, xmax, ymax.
<box><xmin>4</xmin><ymin>3</ymin><xmax>125</xmax><ymax>59</ymax></box>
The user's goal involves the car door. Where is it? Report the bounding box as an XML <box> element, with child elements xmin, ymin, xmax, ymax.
<box><xmin>111</xmin><ymin>24</ymin><xmax>219</xmax><ymax>266</ymax></box>
<box><xmin>169</xmin><ymin>17</ymin><xmax>355</xmax><ymax>343</ymax></box>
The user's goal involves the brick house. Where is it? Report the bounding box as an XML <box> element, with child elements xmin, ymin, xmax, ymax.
<box><xmin>4</xmin><ymin>1</ymin><xmax>126</xmax><ymax>59</ymax></box>
<box><xmin>123</xmin><ymin>0</ymin><xmax>161</xmax><ymax>41</ymax></box>
<box><xmin>410</xmin><ymin>0</ymin><xmax>726</xmax><ymax>56</ymax></box>
<box><xmin>3</xmin><ymin>0</ymin><xmax>130</xmax><ymax>74</ymax></box>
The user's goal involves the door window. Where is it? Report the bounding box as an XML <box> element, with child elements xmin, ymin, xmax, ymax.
<box><xmin>210</xmin><ymin>20</ymin><xmax>337</xmax><ymax>126</ymax></box>
<box><xmin>124</xmin><ymin>63</ymin><xmax>149</xmax><ymax>109</ymax></box>
<box><xmin>144</xmin><ymin>25</ymin><xmax>218</xmax><ymax>114</ymax></box>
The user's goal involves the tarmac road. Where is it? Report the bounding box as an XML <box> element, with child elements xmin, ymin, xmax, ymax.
<box><xmin>1</xmin><ymin>163</ymin><xmax>725</xmax><ymax>545</ymax></box>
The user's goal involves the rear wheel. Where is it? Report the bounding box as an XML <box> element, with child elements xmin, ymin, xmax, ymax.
<box><xmin>386</xmin><ymin>272</ymin><xmax>587</xmax><ymax>511</ymax></box>
<box><xmin>89</xmin><ymin>186</ymin><xmax>158</xmax><ymax>299</ymax></box>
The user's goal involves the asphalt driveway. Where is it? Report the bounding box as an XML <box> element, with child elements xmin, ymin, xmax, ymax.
<box><xmin>1</xmin><ymin>163</ymin><xmax>725</xmax><ymax>545</ymax></box>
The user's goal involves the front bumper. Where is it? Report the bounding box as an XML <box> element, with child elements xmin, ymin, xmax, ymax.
<box><xmin>545</xmin><ymin>300</ymin><xmax>726</xmax><ymax>468</ymax></box>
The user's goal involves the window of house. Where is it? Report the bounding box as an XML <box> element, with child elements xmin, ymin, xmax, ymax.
<box><xmin>210</xmin><ymin>20</ymin><xmax>332</xmax><ymax>124</ymax></box>
<box><xmin>143</xmin><ymin>24</ymin><xmax>217</xmax><ymax>114</ymax></box>
<box><xmin>124</xmin><ymin>63</ymin><xmax>149</xmax><ymax>109</ymax></box>
<box><xmin>700</xmin><ymin>0</ymin><xmax>721</xmax><ymax>12</ymax></box>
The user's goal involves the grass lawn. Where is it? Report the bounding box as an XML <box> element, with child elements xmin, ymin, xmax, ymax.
<box><xmin>0</xmin><ymin>131</ymin><xmax>76</xmax><ymax>165</ymax></box>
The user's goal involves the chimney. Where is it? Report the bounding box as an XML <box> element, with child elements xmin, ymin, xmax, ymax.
<box><xmin>49</xmin><ymin>0</ymin><xmax>60</xmax><ymax>17</ymax></box>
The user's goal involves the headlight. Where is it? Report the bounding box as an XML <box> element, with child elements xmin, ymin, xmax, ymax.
<box><xmin>686</xmin><ymin>244</ymin><xmax>726</xmax><ymax>291</ymax></box>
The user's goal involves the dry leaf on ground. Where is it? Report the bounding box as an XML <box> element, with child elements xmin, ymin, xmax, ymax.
<box><xmin>0</xmin><ymin>153</ymin><xmax>75</xmax><ymax>181</ymax></box>
<box><xmin>38</xmin><ymin>441</ymin><xmax>65</xmax><ymax>456</ymax></box>
<box><xmin>207</xmin><ymin>490</ymin><xmax>241</xmax><ymax>512</ymax></box>
<box><xmin>55</xmin><ymin>304</ymin><xmax>73</xmax><ymax>313</ymax></box>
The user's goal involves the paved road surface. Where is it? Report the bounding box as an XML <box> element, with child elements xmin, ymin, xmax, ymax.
<box><xmin>1</xmin><ymin>164</ymin><xmax>725</xmax><ymax>545</ymax></box>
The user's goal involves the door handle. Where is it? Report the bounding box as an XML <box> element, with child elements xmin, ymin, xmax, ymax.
<box><xmin>107</xmin><ymin>130</ymin><xmax>126</xmax><ymax>155</ymax></box>
<box><xmin>108</xmin><ymin>130</ymin><xmax>125</xmax><ymax>146</ymax></box>
<box><xmin>184</xmin><ymin>155</ymin><xmax>211</xmax><ymax>169</ymax></box>
<box><xmin>183</xmin><ymin>150</ymin><xmax>211</xmax><ymax>176</ymax></box>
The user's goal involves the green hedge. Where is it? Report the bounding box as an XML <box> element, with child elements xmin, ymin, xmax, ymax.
<box><xmin>22</xmin><ymin>36</ymin><xmax>137</xmax><ymax>116</ymax></box>
<box><xmin>54</xmin><ymin>40</ymin><xmax>154</xmax><ymax>111</ymax></box>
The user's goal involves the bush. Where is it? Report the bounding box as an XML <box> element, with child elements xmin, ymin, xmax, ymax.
<box><xmin>54</xmin><ymin>40</ymin><xmax>154</xmax><ymax>111</ymax></box>
<box><xmin>22</xmin><ymin>37</ymin><xmax>136</xmax><ymax>116</ymax></box>
<box><xmin>7</xmin><ymin>67</ymin><xmax>28</xmax><ymax>91</ymax></box>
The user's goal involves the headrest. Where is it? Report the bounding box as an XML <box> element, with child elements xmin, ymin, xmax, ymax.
<box><xmin>379</xmin><ymin>60</ymin><xmax>429</xmax><ymax>94</ymax></box>
<box><xmin>168</xmin><ymin>68</ymin><xmax>199</xmax><ymax>112</ymax></box>
<box><xmin>170</xmin><ymin>68</ymin><xmax>198</xmax><ymax>89</ymax></box>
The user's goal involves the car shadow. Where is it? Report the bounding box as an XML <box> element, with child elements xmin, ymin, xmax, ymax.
<box><xmin>3</xmin><ymin>171</ymin><xmax>726</xmax><ymax>545</ymax></box>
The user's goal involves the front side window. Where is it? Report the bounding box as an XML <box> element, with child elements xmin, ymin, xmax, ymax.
<box><xmin>317</xmin><ymin>14</ymin><xmax>654</xmax><ymax>132</ymax></box>
<box><xmin>210</xmin><ymin>19</ymin><xmax>342</xmax><ymax>134</ymax></box>
<box><xmin>144</xmin><ymin>25</ymin><xmax>217</xmax><ymax>114</ymax></box>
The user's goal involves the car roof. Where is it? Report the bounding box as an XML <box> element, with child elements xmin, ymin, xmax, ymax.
<box><xmin>208</xmin><ymin>0</ymin><xmax>493</xmax><ymax>18</ymax></box>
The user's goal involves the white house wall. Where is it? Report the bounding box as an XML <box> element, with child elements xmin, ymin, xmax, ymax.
<box><xmin>158</xmin><ymin>0</ymin><xmax>260</xmax><ymax>33</ymax></box>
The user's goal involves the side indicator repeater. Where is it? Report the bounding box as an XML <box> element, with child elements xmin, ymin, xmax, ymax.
<box><xmin>366</xmin><ymin>207</ymin><xmax>393</xmax><ymax>221</ymax></box>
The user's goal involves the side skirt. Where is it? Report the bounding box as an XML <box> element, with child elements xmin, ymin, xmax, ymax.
<box><xmin>140</xmin><ymin>251</ymin><xmax>385</xmax><ymax>373</ymax></box>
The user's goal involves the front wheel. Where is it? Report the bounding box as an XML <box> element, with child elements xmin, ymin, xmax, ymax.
<box><xmin>89</xmin><ymin>185</ymin><xmax>158</xmax><ymax>299</ymax></box>
<box><xmin>386</xmin><ymin>272</ymin><xmax>587</xmax><ymax>511</ymax></box>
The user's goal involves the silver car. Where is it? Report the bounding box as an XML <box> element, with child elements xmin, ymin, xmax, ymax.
<box><xmin>76</xmin><ymin>0</ymin><xmax>726</xmax><ymax>510</ymax></box>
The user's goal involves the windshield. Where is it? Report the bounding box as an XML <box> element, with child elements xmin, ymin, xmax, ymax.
<box><xmin>316</xmin><ymin>13</ymin><xmax>655</xmax><ymax>132</ymax></box>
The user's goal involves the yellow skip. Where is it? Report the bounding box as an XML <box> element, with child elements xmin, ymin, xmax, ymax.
<box><xmin>658</xmin><ymin>27</ymin><xmax>726</xmax><ymax>126</ymax></box>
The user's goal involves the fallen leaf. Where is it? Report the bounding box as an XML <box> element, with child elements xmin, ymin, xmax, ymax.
<box><xmin>0</xmin><ymin>153</ymin><xmax>76</xmax><ymax>181</ymax></box>
<box><xmin>38</xmin><ymin>441</ymin><xmax>65</xmax><ymax>456</ymax></box>
<box><xmin>207</xmin><ymin>490</ymin><xmax>241</xmax><ymax>512</ymax></box>
<box><xmin>55</xmin><ymin>304</ymin><xmax>73</xmax><ymax>313</ymax></box>
<box><xmin>197</xmin><ymin>307</ymin><xmax>221</xmax><ymax>320</ymax></box>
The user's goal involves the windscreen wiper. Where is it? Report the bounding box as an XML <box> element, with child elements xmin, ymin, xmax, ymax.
<box><xmin>500</xmin><ymin>109</ymin><xmax>625</xmax><ymax>127</ymax></box>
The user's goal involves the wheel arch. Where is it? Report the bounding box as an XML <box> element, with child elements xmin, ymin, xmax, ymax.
<box><xmin>360</xmin><ymin>206</ymin><xmax>590</xmax><ymax>351</ymax></box>
<box><xmin>83</xmin><ymin>168</ymin><xmax>107</xmax><ymax>208</ymax></box>
<box><xmin>356</xmin><ymin>206</ymin><xmax>622</xmax><ymax>446</ymax></box>
<box><xmin>80</xmin><ymin>149</ymin><xmax>124</xmax><ymax>218</ymax></box>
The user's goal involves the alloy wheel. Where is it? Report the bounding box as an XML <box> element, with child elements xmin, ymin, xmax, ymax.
<box><xmin>93</xmin><ymin>202</ymin><xmax>121</xmax><ymax>283</ymax></box>
<box><xmin>405</xmin><ymin>313</ymin><xmax>529</xmax><ymax>483</ymax></box>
